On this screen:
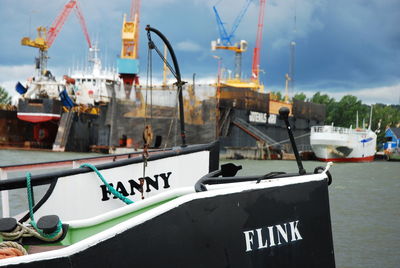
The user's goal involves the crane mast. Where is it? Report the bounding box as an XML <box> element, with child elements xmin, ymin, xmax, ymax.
<box><xmin>21</xmin><ymin>0</ymin><xmax>91</xmax><ymax>77</ymax></box>
<box><xmin>118</xmin><ymin>0</ymin><xmax>140</xmax><ymax>99</ymax></box>
<box><xmin>251</xmin><ymin>0</ymin><xmax>266</xmax><ymax>83</ymax></box>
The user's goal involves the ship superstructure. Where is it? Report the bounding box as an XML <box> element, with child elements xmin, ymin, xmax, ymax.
<box><xmin>70</xmin><ymin>45</ymin><xmax>125</xmax><ymax>104</ymax></box>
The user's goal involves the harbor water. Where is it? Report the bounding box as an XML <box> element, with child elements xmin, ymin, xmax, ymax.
<box><xmin>0</xmin><ymin>150</ymin><xmax>399</xmax><ymax>268</ymax></box>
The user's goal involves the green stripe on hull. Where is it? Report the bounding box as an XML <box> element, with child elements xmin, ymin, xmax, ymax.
<box><xmin>0</xmin><ymin>196</ymin><xmax>179</xmax><ymax>248</ymax></box>
<box><xmin>59</xmin><ymin>197</ymin><xmax>178</xmax><ymax>245</ymax></box>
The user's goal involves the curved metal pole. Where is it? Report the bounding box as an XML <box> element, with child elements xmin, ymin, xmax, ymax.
<box><xmin>279</xmin><ymin>107</ymin><xmax>306</xmax><ymax>175</ymax></box>
<box><xmin>146</xmin><ymin>25</ymin><xmax>186</xmax><ymax>147</ymax></box>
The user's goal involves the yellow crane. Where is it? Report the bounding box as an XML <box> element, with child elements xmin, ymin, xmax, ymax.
<box><xmin>118</xmin><ymin>0</ymin><xmax>140</xmax><ymax>99</ymax></box>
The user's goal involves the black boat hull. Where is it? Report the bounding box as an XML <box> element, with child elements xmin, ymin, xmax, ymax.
<box><xmin>3</xmin><ymin>176</ymin><xmax>335</xmax><ymax>267</ymax></box>
<box><xmin>17</xmin><ymin>99</ymin><xmax>62</xmax><ymax>123</ymax></box>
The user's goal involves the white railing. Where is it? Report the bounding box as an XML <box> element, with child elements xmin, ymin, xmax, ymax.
<box><xmin>311</xmin><ymin>125</ymin><xmax>366</xmax><ymax>135</ymax></box>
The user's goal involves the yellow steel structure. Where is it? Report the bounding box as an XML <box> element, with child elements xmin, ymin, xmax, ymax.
<box><xmin>118</xmin><ymin>0</ymin><xmax>140</xmax><ymax>99</ymax></box>
<box><xmin>120</xmin><ymin>13</ymin><xmax>139</xmax><ymax>60</ymax></box>
<box><xmin>213</xmin><ymin>45</ymin><xmax>245</xmax><ymax>54</ymax></box>
<box><xmin>284</xmin><ymin>73</ymin><xmax>291</xmax><ymax>103</ymax></box>
<box><xmin>218</xmin><ymin>79</ymin><xmax>263</xmax><ymax>92</ymax></box>
<box><xmin>21</xmin><ymin>27</ymin><xmax>49</xmax><ymax>50</ymax></box>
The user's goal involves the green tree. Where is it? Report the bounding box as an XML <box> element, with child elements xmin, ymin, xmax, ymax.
<box><xmin>310</xmin><ymin>92</ymin><xmax>333</xmax><ymax>105</ymax></box>
<box><xmin>0</xmin><ymin>86</ymin><xmax>11</xmax><ymax>104</ymax></box>
<box><xmin>292</xmin><ymin>92</ymin><xmax>307</xmax><ymax>101</ymax></box>
<box><xmin>270</xmin><ymin>91</ymin><xmax>284</xmax><ymax>101</ymax></box>
<box><xmin>309</xmin><ymin>92</ymin><xmax>336</xmax><ymax>124</ymax></box>
<box><xmin>330</xmin><ymin>95</ymin><xmax>366</xmax><ymax>128</ymax></box>
<box><xmin>372</xmin><ymin>104</ymin><xmax>400</xmax><ymax>145</ymax></box>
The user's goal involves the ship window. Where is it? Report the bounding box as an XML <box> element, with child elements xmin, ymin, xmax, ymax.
<box><xmin>384</xmin><ymin>137</ymin><xmax>393</xmax><ymax>142</ymax></box>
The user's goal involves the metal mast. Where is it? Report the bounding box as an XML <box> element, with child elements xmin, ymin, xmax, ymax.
<box><xmin>251</xmin><ymin>0</ymin><xmax>266</xmax><ymax>83</ymax></box>
<box><xmin>287</xmin><ymin>0</ymin><xmax>297</xmax><ymax>98</ymax></box>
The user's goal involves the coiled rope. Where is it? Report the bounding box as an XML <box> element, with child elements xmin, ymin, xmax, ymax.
<box><xmin>0</xmin><ymin>172</ymin><xmax>68</xmax><ymax>259</ymax></box>
<box><xmin>79</xmin><ymin>163</ymin><xmax>134</xmax><ymax>205</ymax></box>
<box><xmin>0</xmin><ymin>221</ymin><xmax>62</xmax><ymax>242</ymax></box>
<box><xmin>0</xmin><ymin>241</ymin><xmax>27</xmax><ymax>259</ymax></box>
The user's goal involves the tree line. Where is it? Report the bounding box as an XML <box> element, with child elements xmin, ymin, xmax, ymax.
<box><xmin>0</xmin><ymin>86</ymin><xmax>11</xmax><ymax>104</ymax></box>
<box><xmin>272</xmin><ymin>91</ymin><xmax>400</xmax><ymax>146</ymax></box>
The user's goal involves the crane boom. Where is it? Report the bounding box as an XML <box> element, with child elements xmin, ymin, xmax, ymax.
<box><xmin>213</xmin><ymin>0</ymin><xmax>252</xmax><ymax>47</ymax></box>
<box><xmin>130</xmin><ymin>0</ymin><xmax>140</xmax><ymax>21</ymax></box>
<box><xmin>230</xmin><ymin>0</ymin><xmax>252</xmax><ymax>42</ymax></box>
<box><xmin>213</xmin><ymin>6</ymin><xmax>230</xmax><ymax>46</ymax></box>
<box><xmin>47</xmin><ymin>1</ymin><xmax>75</xmax><ymax>48</ymax></box>
<box><xmin>73</xmin><ymin>2</ymin><xmax>92</xmax><ymax>48</ymax></box>
<box><xmin>47</xmin><ymin>0</ymin><xmax>91</xmax><ymax>48</ymax></box>
<box><xmin>251</xmin><ymin>0</ymin><xmax>266</xmax><ymax>81</ymax></box>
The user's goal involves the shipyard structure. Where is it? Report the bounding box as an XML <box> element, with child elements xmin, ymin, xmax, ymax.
<box><xmin>0</xmin><ymin>0</ymin><xmax>326</xmax><ymax>158</ymax></box>
<box><xmin>1</xmin><ymin>80</ymin><xmax>325</xmax><ymax>159</ymax></box>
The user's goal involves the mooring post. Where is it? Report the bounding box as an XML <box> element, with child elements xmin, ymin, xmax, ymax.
<box><xmin>0</xmin><ymin>168</ymin><xmax>10</xmax><ymax>217</ymax></box>
<box><xmin>279</xmin><ymin>107</ymin><xmax>306</xmax><ymax>175</ymax></box>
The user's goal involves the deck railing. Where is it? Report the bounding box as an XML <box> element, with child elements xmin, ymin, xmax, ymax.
<box><xmin>311</xmin><ymin>125</ymin><xmax>367</xmax><ymax>135</ymax></box>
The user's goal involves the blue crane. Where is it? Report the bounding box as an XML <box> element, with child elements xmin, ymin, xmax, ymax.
<box><xmin>213</xmin><ymin>0</ymin><xmax>253</xmax><ymax>47</ymax></box>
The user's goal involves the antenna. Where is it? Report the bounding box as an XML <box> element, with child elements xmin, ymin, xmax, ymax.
<box><xmin>293</xmin><ymin>0</ymin><xmax>297</xmax><ymax>33</ymax></box>
<box><xmin>398</xmin><ymin>90</ymin><xmax>400</xmax><ymax>105</ymax></box>
<box><xmin>368</xmin><ymin>105</ymin><xmax>373</xmax><ymax>130</ymax></box>
<box><xmin>356</xmin><ymin>111</ymin><xmax>359</xmax><ymax>129</ymax></box>
<box><xmin>288</xmin><ymin>41</ymin><xmax>296</xmax><ymax>96</ymax></box>
<box><xmin>288</xmin><ymin>0</ymin><xmax>297</xmax><ymax>98</ymax></box>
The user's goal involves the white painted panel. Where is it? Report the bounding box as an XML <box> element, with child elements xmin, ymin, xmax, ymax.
<box><xmin>35</xmin><ymin>151</ymin><xmax>209</xmax><ymax>221</ymax></box>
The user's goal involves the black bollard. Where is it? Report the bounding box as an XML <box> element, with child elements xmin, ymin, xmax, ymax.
<box><xmin>279</xmin><ymin>107</ymin><xmax>306</xmax><ymax>175</ymax></box>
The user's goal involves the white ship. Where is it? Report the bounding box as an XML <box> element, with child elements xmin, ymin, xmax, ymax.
<box><xmin>68</xmin><ymin>44</ymin><xmax>125</xmax><ymax>105</ymax></box>
<box><xmin>310</xmin><ymin>124</ymin><xmax>377</xmax><ymax>162</ymax></box>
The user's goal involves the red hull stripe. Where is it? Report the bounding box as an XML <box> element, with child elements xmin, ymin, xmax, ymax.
<box><xmin>17</xmin><ymin>113</ymin><xmax>61</xmax><ymax>123</ymax></box>
<box><xmin>317</xmin><ymin>155</ymin><xmax>374</xmax><ymax>163</ymax></box>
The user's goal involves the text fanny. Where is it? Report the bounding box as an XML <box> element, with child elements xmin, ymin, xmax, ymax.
<box><xmin>100</xmin><ymin>172</ymin><xmax>172</xmax><ymax>201</ymax></box>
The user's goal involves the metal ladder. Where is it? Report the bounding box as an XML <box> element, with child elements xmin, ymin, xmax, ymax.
<box><xmin>52</xmin><ymin>111</ymin><xmax>74</xmax><ymax>152</ymax></box>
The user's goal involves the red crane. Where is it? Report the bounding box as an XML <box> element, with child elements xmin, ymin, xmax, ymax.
<box><xmin>251</xmin><ymin>0</ymin><xmax>266</xmax><ymax>82</ymax></box>
<box><xmin>47</xmin><ymin>0</ymin><xmax>92</xmax><ymax>48</ymax></box>
<box><xmin>21</xmin><ymin>0</ymin><xmax>92</xmax><ymax>75</ymax></box>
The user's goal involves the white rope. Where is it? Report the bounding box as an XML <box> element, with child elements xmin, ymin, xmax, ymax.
<box><xmin>0</xmin><ymin>222</ymin><xmax>63</xmax><ymax>242</ymax></box>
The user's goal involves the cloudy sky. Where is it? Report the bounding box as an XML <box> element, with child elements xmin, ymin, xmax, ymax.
<box><xmin>0</xmin><ymin>0</ymin><xmax>399</xmax><ymax>104</ymax></box>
